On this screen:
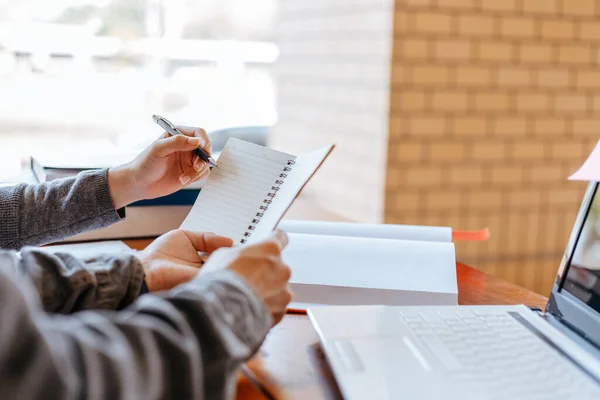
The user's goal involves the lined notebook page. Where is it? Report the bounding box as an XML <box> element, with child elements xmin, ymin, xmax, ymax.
<box><xmin>180</xmin><ymin>138</ymin><xmax>295</xmax><ymax>243</ymax></box>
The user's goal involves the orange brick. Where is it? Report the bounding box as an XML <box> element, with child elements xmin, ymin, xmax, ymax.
<box><xmin>499</xmin><ymin>17</ymin><xmax>536</xmax><ymax>38</ymax></box>
<box><xmin>401</xmin><ymin>38</ymin><xmax>431</xmax><ymax>60</ymax></box>
<box><xmin>433</xmin><ymin>39</ymin><xmax>473</xmax><ymax>61</ymax></box>
<box><xmin>404</xmin><ymin>0</ymin><xmax>434</xmax><ymax>6</ymax></box>
<box><xmin>529</xmin><ymin>165</ymin><xmax>564</xmax><ymax>183</ymax></box>
<box><xmin>436</xmin><ymin>0</ymin><xmax>477</xmax><ymax>9</ymax></box>
<box><xmin>497</xmin><ymin>67</ymin><xmax>533</xmax><ymax>87</ymax></box>
<box><xmin>575</xmin><ymin>70</ymin><xmax>600</xmax><ymax>89</ymax></box>
<box><xmin>522</xmin><ymin>0</ymin><xmax>559</xmax><ymax>14</ymax></box>
<box><xmin>471</xmin><ymin>142</ymin><xmax>507</xmax><ymax>161</ymax></box>
<box><xmin>432</xmin><ymin>91</ymin><xmax>469</xmax><ymax>111</ymax></box>
<box><xmin>491</xmin><ymin>165</ymin><xmax>523</xmax><ymax>184</ymax></box>
<box><xmin>536</xmin><ymin>68</ymin><xmax>572</xmax><ymax>88</ymax></box>
<box><xmin>554</xmin><ymin>94</ymin><xmax>589</xmax><ymax>113</ymax></box>
<box><xmin>388</xmin><ymin>192</ymin><xmax>422</xmax><ymax>211</ymax></box>
<box><xmin>394</xmin><ymin>11</ymin><xmax>412</xmax><ymax>34</ymax></box>
<box><xmin>533</xmin><ymin>118</ymin><xmax>567</xmax><ymax>135</ymax></box>
<box><xmin>573</xmin><ymin>118</ymin><xmax>600</xmax><ymax>135</ymax></box>
<box><xmin>397</xmin><ymin>90</ymin><xmax>429</xmax><ymax>111</ymax></box>
<box><xmin>580</xmin><ymin>22</ymin><xmax>600</xmax><ymax>41</ymax></box>
<box><xmin>406</xmin><ymin>116</ymin><xmax>448</xmax><ymax>136</ymax></box>
<box><xmin>429</xmin><ymin>141</ymin><xmax>467</xmax><ymax>162</ymax></box>
<box><xmin>457</xmin><ymin>15</ymin><xmax>496</xmax><ymax>37</ymax></box>
<box><xmin>473</xmin><ymin>91</ymin><xmax>512</xmax><ymax>112</ymax></box>
<box><xmin>425</xmin><ymin>190</ymin><xmax>462</xmax><ymax>210</ymax></box>
<box><xmin>391</xmin><ymin>65</ymin><xmax>410</xmax><ymax>84</ymax></box>
<box><xmin>548</xmin><ymin>187</ymin><xmax>586</xmax><ymax>206</ymax></box>
<box><xmin>388</xmin><ymin>116</ymin><xmax>403</xmax><ymax>137</ymax></box>
<box><xmin>493</xmin><ymin>118</ymin><xmax>529</xmax><ymax>136</ymax></box>
<box><xmin>516</xmin><ymin>93</ymin><xmax>550</xmax><ymax>112</ymax></box>
<box><xmin>561</xmin><ymin>0</ymin><xmax>595</xmax><ymax>16</ymax></box>
<box><xmin>480</xmin><ymin>0</ymin><xmax>519</xmax><ymax>12</ymax></box>
<box><xmin>550</xmin><ymin>141</ymin><xmax>583</xmax><ymax>160</ymax></box>
<box><xmin>455</xmin><ymin>67</ymin><xmax>493</xmax><ymax>87</ymax></box>
<box><xmin>453</xmin><ymin>117</ymin><xmax>488</xmax><ymax>136</ymax></box>
<box><xmin>508</xmin><ymin>190</ymin><xmax>542</xmax><ymax>207</ymax></box>
<box><xmin>518</xmin><ymin>43</ymin><xmax>554</xmax><ymax>64</ymax></box>
<box><xmin>406</xmin><ymin>166</ymin><xmax>443</xmax><ymax>186</ymax></box>
<box><xmin>541</xmin><ymin>20</ymin><xmax>576</xmax><ymax>40</ymax></box>
<box><xmin>413</xmin><ymin>12</ymin><xmax>454</xmax><ymax>35</ymax></box>
<box><xmin>557</xmin><ymin>45</ymin><xmax>593</xmax><ymax>65</ymax></box>
<box><xmin>411</xmin><ymin>65</ymin><xmax>451</xmax><ymax>86</ymax></box>
<box><xmin>391</xmin><ymin>141</ymin><xmax>425</xmax><ymax>162</ymax></box>
<box><xmin>512</xmin><ymin>141</ymin><xmax>545</xmax><ymax>160</ymax></box>
<box><xmin>448</xmin><ymin>166</ymin><xmax>484</xmax><ymax>185</ymax></box>
<box><xmin>466</xmin><ymin>189</ymin><xmax>505</xmax><ymax>209</ymax></box>
<box><xmin>477</xmin><ymin>41</ymin><xmax>514</xmax><ymax>62</ymax></box>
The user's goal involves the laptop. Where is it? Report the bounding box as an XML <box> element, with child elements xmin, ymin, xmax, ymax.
<box><xmin>308</xmin><ymin>182</ymin><xmax>600</xmax><ymax>400</ymax></box>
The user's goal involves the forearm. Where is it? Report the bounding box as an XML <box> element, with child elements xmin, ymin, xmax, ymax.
<box><xmin>0</xmin><ymin>169</ymin><xmax>124</xmax><ymax>249</ymax></box>
<box><xmin>0</xmin><ymin>266</ymin><xmax>272</xmax><ymax>400</ymax></box>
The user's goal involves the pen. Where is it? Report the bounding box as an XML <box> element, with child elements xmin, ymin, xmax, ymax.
<box><xmin>152</xmin><ymin>114</ymin><xmax>218</xmax><ymax>168</ymax></box>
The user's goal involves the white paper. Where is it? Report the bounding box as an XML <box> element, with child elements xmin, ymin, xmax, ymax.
<box><xmin>42</xmin><ymin>240</ymin><xmax>133</xmax><ymax>258</ymax></box>
<box><xmin>180</xmin><ymin>138</ymin><xmax>294</xmax><ymax>243</ymax></box>
<box><xmin>278</xmin><ymin>220</ymin><xmax>452</xmax><ymax>243</ymax></box>
<box><xmin>283</xmin><ymin>233</ymin><xmax>457</xmax><ymax>308</ymax></box>
<box><xmin>180</xmin><ymin>138</ymin><xmax>334</xmax><ymax>245</ymax></box>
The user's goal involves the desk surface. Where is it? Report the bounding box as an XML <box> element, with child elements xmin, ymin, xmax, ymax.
<box><xmin>125</xmin><ymin>237</ymin><xmax>549</xmax><ymax>400</ymax></box>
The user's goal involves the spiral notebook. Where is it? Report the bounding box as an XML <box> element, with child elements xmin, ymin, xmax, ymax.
<box><xmin>180</xmin><ymin>138</ymin><xmax>335</xmax><ymax>244</ymax></box>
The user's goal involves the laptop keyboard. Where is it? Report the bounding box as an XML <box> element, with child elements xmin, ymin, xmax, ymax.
<box><xmin>397</xmin><ymin>308</ymin><xmax>600</xmax><ymax>400</ymax></box>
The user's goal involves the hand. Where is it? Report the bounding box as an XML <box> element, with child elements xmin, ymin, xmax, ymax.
<box><xmin>108</xmin><ymin>127</ymin><xmax>212</xmax><ymax>209</ymax></box>
<box><xmin>139</xmin><ymin>230</ymin><xmax>233</xmax><ymax>292</ymax></box>
<box><xmin>202</xmin><ymin>230</ymin><xmax>292</xmax><ymax>325</ymax></box>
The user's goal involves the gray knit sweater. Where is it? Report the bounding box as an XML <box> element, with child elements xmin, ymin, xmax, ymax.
<box><xmin>0</xmin><ymin>170</ymin><xmax>271</xmax><ymax>400</ymax></box>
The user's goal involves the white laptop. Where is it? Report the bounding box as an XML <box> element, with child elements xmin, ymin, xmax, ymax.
<box><xmin>308</xmin><ymin>182</ymin><xmax>600</xmax><ymax>400</ymax></box>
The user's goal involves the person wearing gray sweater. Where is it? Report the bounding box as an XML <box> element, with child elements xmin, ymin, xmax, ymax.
<box><xmin>0</xmin><ymin>128</ymin><xmax>292</xmax><ymax>400</ymax></box>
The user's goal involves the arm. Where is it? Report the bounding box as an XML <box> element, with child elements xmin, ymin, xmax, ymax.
<box><xmin>17</xmin><ymin>246</ymin><xmax>144</xmax><ymax>313</ymax></box>
<box><xmin>0</xmin><ymin>255</ymin><xmax>271</xmax><ymax>400</ymax></box>
<box><xmin>0</xmin><ymin>127</ymin><xmax>212</xmax><ymax>250</ymax></box>
<box><xmin>0</xmin><ymin>170</ymin><xmax>123</xmax><ymax>250</ymax></box>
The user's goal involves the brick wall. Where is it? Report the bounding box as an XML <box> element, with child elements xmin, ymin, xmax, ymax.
<box><xmin>387</xmin><ymin>0</ymin><xmax>599</xmax><ymax>293</ymax></box>
<box><xmin>274</xmin><ymin>0</ymin><xmax>600</xmax><ymax>294</ymax></box>
<box><xmin>272</xmin><ymin>0</ymin><xmax>395</xmax><ymax>223</ymax></box>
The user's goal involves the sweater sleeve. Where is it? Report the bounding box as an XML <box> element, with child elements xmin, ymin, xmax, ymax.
<box><xmin>0</xmin><ymin>169</ymin><xmax>123</xmax><ymax>250</ymax></box>
<box><xmin>0</xmin><ymin>253</ymin><xmax>272</xmax><ymax>400</ymax></box>
<box><xmin>16</xmin><ymin>247</ymin><xmax>144</xmax><ymax>313</ymax></box>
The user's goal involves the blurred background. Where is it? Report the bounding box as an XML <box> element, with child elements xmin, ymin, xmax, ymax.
<box><xmin>1</xmin><ymin>0</ymin><xmax>599</xmax><ymax>296</ymax></box>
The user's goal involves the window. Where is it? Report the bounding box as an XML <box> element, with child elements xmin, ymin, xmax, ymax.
<box><xmin>0</xmin><ymin>0</ymin><xmax>277</xmax><ymax>180</ymax></box>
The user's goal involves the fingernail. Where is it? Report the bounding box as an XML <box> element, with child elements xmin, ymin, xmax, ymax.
<box><xmin>179</xmin><ymin>175</ymin><xmax>191</xmax><ymax>185</ymax></box>
<box><xmin>194</xmin><ymin>162</ymin><xmax>201</xmax><ymax>172</ymax></box>
<box><xmin>188</xmin><ymin>137</ymin><xmax>202</xmax><ymax>147</ymax></box>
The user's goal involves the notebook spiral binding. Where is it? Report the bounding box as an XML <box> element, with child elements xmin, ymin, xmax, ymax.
<box><xmin>240</xmin><ymin>159</ymin><xmax>296</xmax><ymax>244</ymax></box>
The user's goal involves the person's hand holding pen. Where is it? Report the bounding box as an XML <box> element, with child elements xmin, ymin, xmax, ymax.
<box><xmin>107</xmin><ymin>118</ymin><xmax>214</xmax><ymax>209</ymax></box>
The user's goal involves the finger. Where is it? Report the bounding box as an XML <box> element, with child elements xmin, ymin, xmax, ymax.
<box><xmin>153</xmin><ymin>134</ymin><xmax>202</xmax><ymax>157</ymax></box>
<box><xmin>181</xmin><ymin>162</ymin><xmax>209</xmax><ymax>186</ymax></box>
<box><xmin>270</xmin><ymin>230</ymin><xmax>289</xmax><ymax>250</ymax></box>
<box><xmin>177</xmin><ymin>126</ymin><xmax>211</xmax><ymax>154</ymax></box>
<box><xmin>182</xmin><ymin>230</ymin><xmax>234</xmax><ymax>253</ymax></box>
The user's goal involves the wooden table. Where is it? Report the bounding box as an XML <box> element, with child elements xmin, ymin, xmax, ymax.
<box><xmin>125</xmin><ymin>238</ymin><xmax>548</xmax><ymax>400</ymax></box>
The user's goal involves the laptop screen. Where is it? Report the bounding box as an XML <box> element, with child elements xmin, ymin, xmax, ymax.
<box><xmin>561</xmin><ymin>185</ymin><xmax>600</xmax><ymax>313</ymax></box>
<box><xmin>550</xmin><ymin>182</ymin><xmax>600</xmax><ymax>348</ymax></box>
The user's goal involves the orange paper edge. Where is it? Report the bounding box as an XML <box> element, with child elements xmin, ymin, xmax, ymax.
<box><xmin>286</xmin><ymin>307</ymin><xmax>308</xmax><ymax>315</ymax></box>
<box><xmin>452</xmin><ymin>228</ymin><xmax>490</xmax><ymax>242</ymax></box>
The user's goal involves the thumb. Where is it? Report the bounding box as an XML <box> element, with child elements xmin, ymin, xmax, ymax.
<box><xmin>153</xmin><ymin>134</ymin><xmax>202</xmax><ymax>157</ymax></box>
<box><xmin>182</xmin><ymin>230</ymin><xmax>234</xmax><ymax>253</ymax></box>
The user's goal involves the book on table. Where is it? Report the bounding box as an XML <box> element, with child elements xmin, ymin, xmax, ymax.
<box><xmin>179</xmin><ymin>138</ymin><xmax>485</xmax><ymax>311</ymax></box>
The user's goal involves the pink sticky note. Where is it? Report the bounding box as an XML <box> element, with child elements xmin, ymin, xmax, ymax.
<box><xmin>569</xmin><ymin>140</ymin><xmax>600</xmax><ymax>181</ymax></box>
